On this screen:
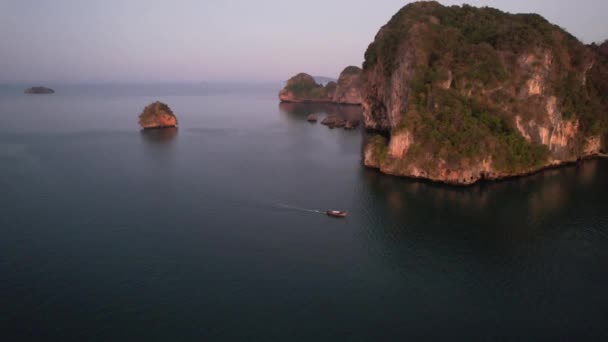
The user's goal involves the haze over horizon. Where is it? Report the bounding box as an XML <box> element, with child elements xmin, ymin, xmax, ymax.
<box><xmin>1</xmin><ymin>0</ymin><xmax>606</xmax><ymax>84</ymax></box>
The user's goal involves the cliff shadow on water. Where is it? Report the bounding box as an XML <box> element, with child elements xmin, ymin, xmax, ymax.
<box><xmin>279</xmin><ymin>102</ymin><xmax>362</xmax><ymax>122</ymax></box>
<box><xmin>139</xmin><ymin>127</ymin><xmax>178</xmax><ymax>144</ymax></box>
<box><xmin>139</xmin><ymin>127</ymin><xmax>179</xmax><ymax>168</ymax></box>
<box><xmin>357</xmin><ymin>158</ymin><xmax>608</xmax><ymax>341</ymax></box>
<box><xmin>360</xmin><ymin>158</ymin><xmax>607</xmax><ymax>248</ymax></box>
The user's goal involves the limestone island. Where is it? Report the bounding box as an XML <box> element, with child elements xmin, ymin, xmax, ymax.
<box><xmin>279</xmin><ymin>66</ymin><xmax>363</xmax><ymax>105</ymax></box>
<box><xmin>138</xmin><ymin>101</ymin><xmax>178</xmax><ymax>129</ymax></box>
<box><xmin>360</xmin><ymin>1</ymin><xmax>608</xmax><ymax>185</ymax></box>
<box><xmin>24</xmin><ymin>86</ymin><xmax>55</xmax><ymax>94</ymax></box>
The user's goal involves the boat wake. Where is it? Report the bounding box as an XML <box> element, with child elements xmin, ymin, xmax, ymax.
<box><xmin>275</xmin><ymin>203</ymin><xmax>323</xmax><ymax>214</ymax></box>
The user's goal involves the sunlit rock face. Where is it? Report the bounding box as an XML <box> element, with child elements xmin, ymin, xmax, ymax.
<box><xmin>138</xmin><ymin>102</ymin><xmax>178</xmax><ymax>129</ymax></box>
<box><xmin>361</xmin><ymin>1</ymin><xmax>608</xmax><ymax>185</ymax></box>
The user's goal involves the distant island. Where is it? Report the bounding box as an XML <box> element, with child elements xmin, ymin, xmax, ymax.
<box><xmin>279</xmin><ymin>66</ymin><xmax>362</xmax><ymax>105</ymax></box>
<box><xmin>138</xmin><ymin>101</ymin><xmax>178</xmax><ymax>129</ymax></box>
<box><xmin>313</xmin><ymin>76</ymin><xmax>337</xmax><ymax>85</ymax></box>
<box><xmin>24</xmin><ymin>86</ymin><xmax>54</xmax><ymax>94</ymax></box>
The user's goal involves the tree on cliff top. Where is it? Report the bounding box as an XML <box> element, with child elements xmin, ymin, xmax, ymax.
<box><xmin>285</xmin><ymin>73</ymin><xmax>324</xmax><ymax>96</ymax></box>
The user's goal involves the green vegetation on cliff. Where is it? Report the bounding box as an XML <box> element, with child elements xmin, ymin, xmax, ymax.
<box><xmin>284</xmin><ymin>73</ymin><xmax>326</xmax><ymax>98</ymax></box>
<box><xmin>341</xmin><ymin>66</ymin><xmax>363</xmax><ymax>75</ymax></box>
<box><xmin>325</xmin><ymin>81</ymin><xmax>338</xmax><ymax>95</ymax></box>
<box><xmin>280</xmin><ymin>73</ymin><xmax>334</xmax><ymax>102</ymax></box>
<box><xmin>280</xmin><ymin>68</ymin><xmax>363</xmax><ymax>104</ymax></box>
<box><xmin>368</xmin><ymin>135</ymin><xmax>389</xmax><ymax>163</ymax></box>
<box><xmin>402</xmin><ymin>88</ymin><xmax>549</xmax><ymax>172</ymax></box>
<box><xmin>365</xmin><ymin>2</ymin><xmax>565</xmax><ymax>77</ymax></box>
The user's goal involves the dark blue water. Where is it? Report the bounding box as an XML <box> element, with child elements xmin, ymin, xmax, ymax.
<box><xmin>1</xmin><ymin>84</ymin><xmax>608</xmax><ymax>341</ymax></box>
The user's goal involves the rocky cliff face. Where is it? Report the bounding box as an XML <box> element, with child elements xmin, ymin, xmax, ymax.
<box><xmin>599</xmin><ymin>40</ymin><xmax>608</xmax><ymax>57</ymax></box>
<box><xmin>279</xmin><ymin>67</ymin><xmax>363</xmax><ymax>105</ymax></box>
<box><xmin>362</xmin><ymin>2</ymin><xmax>608</xmax><ymax>185</ymax></box>
<box><xmin>332</xmin><ymin>66</ymin><xmax>363</xmax><ymax>105</ymax></box>
<box><xmin>138</xmin><ymin>102</ymin><xmax>178</xmax><ymax>129</ymax></box>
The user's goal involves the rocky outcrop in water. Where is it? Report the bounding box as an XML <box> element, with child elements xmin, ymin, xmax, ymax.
<box><xmin>279</xmin><ymin>66</ymin><xmax>363</xmax><ymax>105</ymax></box>
<box><xmin>307</xmin><ymin>114</ymin><xmax>318</xmax><ymax>122</ymax></box>
<box><xmin>138</xmin><ymin>101</ymin><xmax>178</xmax><ymax>129</ymax></box>
<box><xmin>24</xmin><ymin>86</ymin><xmax>54</xmax><ymax>94</ymax></box>
<box><xmin>321</xmin><ymin>115</ymin><xmax>347</xmax><ymax>128</ymax></box>
<box><xmin>361</xmin><ymin>2</ymin><xmax>608</xmax><ymax>185</ymax></box>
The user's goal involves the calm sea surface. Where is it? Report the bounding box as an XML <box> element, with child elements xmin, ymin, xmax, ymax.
<box><xmin>1</xmin><ymin>84</ymin><xmax>607</xmax><ymax>341</ymax></box>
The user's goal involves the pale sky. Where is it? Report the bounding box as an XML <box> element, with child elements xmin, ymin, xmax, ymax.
<box><xmin>0</xmin><ymin>0</ymin><xmax>606</xmax><ymax>83</ymax></box>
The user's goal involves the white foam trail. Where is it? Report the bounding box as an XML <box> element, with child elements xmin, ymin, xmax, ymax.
<box><xmin>275</xmin><ymin>203</ymin><xmax>322</xmax><ymax>214</ymax></box>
